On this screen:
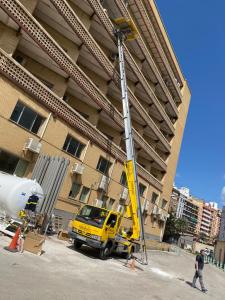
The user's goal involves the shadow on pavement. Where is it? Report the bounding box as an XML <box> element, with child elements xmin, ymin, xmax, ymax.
<box><xmin>67</xmin><ymin>244</ymin><xmax>145</xmax><ymax>271</ymax></box>
<box><xmin>67</xmin><ymin>244</ymin><xmax>101</xmax><ymax>260</ymax></box>
<box><xmin>185</xmin><ymin>281</ymin><xmax>202</xmax><ymax>292</ymax></box>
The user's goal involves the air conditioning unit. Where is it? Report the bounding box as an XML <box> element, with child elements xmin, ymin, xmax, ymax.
<box><xmin>117</xmin><ymin>204</ymin><xmax>125</xmax><ymax>214</ymax></box>
<box><xmin>152</xmin><ymin>205</ymin><xmax>158</xmax><ymax>215</ymax></box>
<box><xmin>24</xmin><ymin>138</ymin><xmax>42</xmax><ymax>154</ymax></box>
<box><xmin>95</xmin><ymin>199</ymin><xmax>103</xmax><ymax>208</ymax></box>
<box><xmin>98</xmin><ymin>175</ymin><xmax>109</xmax><ymax>192</ymax></box>
<box><xmin>71</xmin><ymin>163</ymin><xmax>84</xmax><ymax>175</ymax></box>
<box><xmin>157</xmin><ymin>208</ymin><xmax>162</xmax><ymax>215</ymax></box>
<box><xmin>143</xmin><ymin>200</ymin><xmax>150</xmax><ymax>212</ymax></box>
<box><xmin>159</xmin><ymin>214</ymin><xmax>167</xmax><ymax>222</ymax></box>
<box><xmin>120</xmin><ymin>187</ymin><xmax>128</xmax><ymax>200</ymax></box>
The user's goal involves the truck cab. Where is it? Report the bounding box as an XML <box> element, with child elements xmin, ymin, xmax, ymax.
<box><xmin>70</xmin><ymin>205</ymin><xmax>133</xmax><ymax>259</ymax></box>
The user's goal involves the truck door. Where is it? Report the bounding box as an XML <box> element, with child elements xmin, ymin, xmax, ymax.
<box><xmin>105</xmin><ymin>213</ymin><xmax>118</xmax><ymax>239</ymax></box>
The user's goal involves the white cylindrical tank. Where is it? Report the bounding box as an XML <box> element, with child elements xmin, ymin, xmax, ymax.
<box><xmin>0</xmin><ymin>172</ymin><xmax>44</xmax><ymax>219</ymax></box>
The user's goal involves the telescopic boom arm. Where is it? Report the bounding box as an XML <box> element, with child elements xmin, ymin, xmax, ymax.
<box><xmin>114</xmin><ymin>18</ymin><xmax>148</xmax><ymax>264</ymax></box>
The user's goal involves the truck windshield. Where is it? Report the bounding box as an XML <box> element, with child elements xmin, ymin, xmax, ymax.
<box><xmin>76</xmin><ymin>205</ymin><xmax>109</xmax><ymax>228</ymax></box>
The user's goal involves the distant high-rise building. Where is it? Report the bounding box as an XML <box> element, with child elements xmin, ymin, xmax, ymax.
<box><xmin>200</xmin><ymin>203</ymin><xmax>221</xmax><ymax>241</ymax></box>
<box><xmin>214</xmin><ymin>207</ymin><xmax>225</xmax><ymax>264</ymax></box>
<box><xmin>209</xmin><ymin>202</ymin><xmax>218</xmax><ymax>210</ymax></box>
<box><xmin>170</xmin><ymin>187</ymin><xmax>200</xmax><ymax>234</ymax></box>
<box><xmin>219</xmin><ymin>207</ymin><xmax>225</xmax><ymax>241</ymax></box>
<box><xmin>170</xmin><ymin>187</ymin><xmax>221</xmax><ymax>241</ymax></box>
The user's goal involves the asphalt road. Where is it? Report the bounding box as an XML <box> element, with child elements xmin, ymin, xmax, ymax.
<box><xmin>0</xmin><ymin>234</ymin><xmax>224</xmax><ymax>300</ymax></box>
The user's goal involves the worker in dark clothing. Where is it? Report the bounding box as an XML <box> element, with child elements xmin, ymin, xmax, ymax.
<box><xmin>25</xmin><ymin>194</ymin><xmax>39</xmax><ymax>212</ymax></box>
<box><xmin>192</xmin><ymin>249</ymin><xmax>207</xmax><ymax>293</ymax></box>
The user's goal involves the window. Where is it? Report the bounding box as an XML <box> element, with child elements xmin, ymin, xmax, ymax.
<box><xmin>79</xmin><ymin>186</ymin><xmax>90</xmax><ymax>203</ymax></box>
<box><xmin>139</xmin><ymin>183</ymin><xmax>146</xmax><ymax>197</ymax></box>
<box><xmin>63</xmin><ymin>135</ymin><xmax>85</xmax><ymax>158</ymax></box>
<box><xmin>120</xmin><ymin>171</ymin><xmax>127</xmax><ymax>187</ymax></box>
<box><xmin>14</xmin><ymin>54</ymin><xmax>26</xmax><ymax>65</ymax></box>
<box><xmin>0</xmin><ymin>149</ymin><xmax>28</xmax><ymax>176</ymax></box>
<box><xmin>96</xmin><ymin>157</ymin><xmax>112</xmax><ymax>175</ymax></box>
<box><xmin>108</xmin><ymin>198</ymin><xmax>115</xmax><ymax>210</ymax></box>
<box><xmin>104</xmin><ymin>132</ymin><xmax>113</xmax><ymax>141</ymax></box>
<box><xmin>76</xmin><ymin>109</ymin><xmax>89</xmax><ymax>120</ymax></box>
<box><xmin>10</xmin><ymin>101</ymin><xmax>44</xmax><ymax>134</ymax></box>
<box><xmin>151</xmin><ymin>192</ymin><xmax>159</xmax><ymax>204</ymax></box>
<box><xmin>76</xmin><ymin>205</ymin><xmax>108</xmax><ymax>228</ymax></box>
<box><xmin>106</xmin><ymin>214</ymin><xmax>117</xmax><ymax>227</ymax></box>
<box><xmin>101</xmin><ymin>195</ymin><xmax>108</xmax><ymax>209</ymax></box>
<box><xmin>62</xmin><ymin>94</ymin><xmax>70</xmax><ymax>102</ymax></box>
<box><xmin>161</xmin><ymin>199</ymin><xmax>167</xmax><ymax>209</ymax></box>
<box><xmin>69</xmin><ymin>182</ymin><xmax>81</xmax><ymax>198</ymax></box>
<box><xmin>37</xmin><ymin>76</ymin><xmax>54</xmax><ymax>90</ymax></box>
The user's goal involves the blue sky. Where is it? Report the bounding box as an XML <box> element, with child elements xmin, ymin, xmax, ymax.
<box><xmin>156</xmin><ymin>0</ymin><xmax>225</xmax><ymax>207</ymax></box>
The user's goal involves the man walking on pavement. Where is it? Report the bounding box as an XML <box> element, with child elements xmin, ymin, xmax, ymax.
<box><xmin>192</xmin><ymin>249</ymin><xmax>207</xmax><ymax>293</ymax></box>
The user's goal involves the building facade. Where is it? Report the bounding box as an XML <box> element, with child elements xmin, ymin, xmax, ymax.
<box><xmin>171</xmin><ymin>187</ymin><xmax>221</xmax><ymax>242</ymax></box>
<box><xmin>200</xmin><ymin>203</ymin><xmax>221</xmax><ymax>242</ymax></box>
<box><xmin>170</xmin><ymin>187</ymin><xmax>200</xmax><ymax>234</ymax></box>
<box><xmin>0</xmin><ymin>0</ymin><xmax>191</xmax><ymax>241</ymax></box>
<box><xmin>218</xmin><ymin>207</ymin><xmax>225</xmax><ymax>241</ymax></box>
<box><xmin>214</xmin><ymin>207</ymin><xmax>225</xmax><ymax>264</ymax></box>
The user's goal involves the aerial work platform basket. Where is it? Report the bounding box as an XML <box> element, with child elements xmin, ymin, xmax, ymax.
<box><xmin>113</xmin><ymin>17</ymin><xmax>138</xmax><ymax>41</ymax></box>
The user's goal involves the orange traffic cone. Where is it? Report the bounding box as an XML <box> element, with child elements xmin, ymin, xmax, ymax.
<box><xmin>4</xmin><ymin>227</ymin><xmax>21</xmax><ymax>252</ymax></box>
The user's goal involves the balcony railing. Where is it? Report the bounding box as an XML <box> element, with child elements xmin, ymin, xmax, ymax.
<box><xmin>0</xmin><ymin>0</ymin><xmax>166</xmax><ymax>172</ymax></box>
<box><xmin>129</xmin><ymin>0</ymin><xmax>182</xmax><ymax>102</ymax></box>
<box><xmin>0</xmin><ymin>48</ymin><xmax>163</xmax><ymax>191</ymax></box>
<box><xmin>85</xmin><ymin>0</ymin><xmax>176</xmax><ymax>134</ymax></box>
<box><xmin>113</xmin><ymin>0</ymin><xmax>180</xmax><ymax>109</ymax></box>
<box><xmin>49</xmin><ymin>0</ymin><xmax>171</xmax><ymax>153</ymax></box>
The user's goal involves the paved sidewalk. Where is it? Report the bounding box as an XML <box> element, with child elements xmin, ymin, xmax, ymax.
<box><xmin>0</xmin><ymin>235</ymin><xmax>224</xmax><ymax>300</ymax></box>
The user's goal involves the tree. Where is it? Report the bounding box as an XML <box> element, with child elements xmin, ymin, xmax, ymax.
<box><xmin>163</xmin><ymin>213</ymin><xmax>188</xmax><ymax>242</ymax></box>
<box><xmin>176</xmin><ymin>218</ymin><xmax>188</xmax><ymax>235</ymax></box>
<box><xmin>198</xmin><ymin>232</ymin><xmax>208</xmax><ymax>243</ymax></box>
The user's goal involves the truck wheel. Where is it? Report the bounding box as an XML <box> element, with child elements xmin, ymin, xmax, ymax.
<box><xmin>74</xmin><ymin>240</ymin><xmax>82</xmax><ymax>250</ymax></box>
<box><xmin>99</xmin><ymin>245</ymin><xmax>111</xmax><ymax>260</ymax></box>
<box><xmin>122</xmin><ymin>252</ymin><xmax>131</xmax><ymax>260</ymax></box>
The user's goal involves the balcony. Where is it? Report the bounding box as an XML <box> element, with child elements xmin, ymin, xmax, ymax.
<box><xmin>0</xmin><ymin>48</ymin><xmax>163</xmax><ymax>191</ymax></box>
<box><xmin>128</xmin><ymin>0</ymin><xmax>183</xmax><ymax>103</ymax></box>
<box><xmin>0</xmin><ymin>0</ymin><xmax>167</xmax><ymax>173</ymax></box>
<box><xmin>85</xmin><ymin>0</ymin><xmax>177</xmax><ymax>134</ymax></box>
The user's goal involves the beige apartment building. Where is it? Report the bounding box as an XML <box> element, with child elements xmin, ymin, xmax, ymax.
<box><xmin>170</xmin><ymin>188</ymin><xmax>221</xmax><ymax>243</ymax></box>
<box><xmin>200</xmin><ymin>203</ymin><xmax>221</xmax><ymax>242</ymax></box>
<box><xmin>170</xmin><ymin>187</ymin><xmax>202</xmax><ymax>235</ymax></box>
<box><xmin>0</xmin><ymin>0</ymin><xmax>190</xmax><ymax>240</ymax></box>
<box><xmin>215</xmin><ymin>207</ymin><xmax>225</xmax><ymax>264</ymax></box>
<box><xmin>191</xmin><ymin>196</ymin><xmax>204</xmax><ymax>236</ymax></box>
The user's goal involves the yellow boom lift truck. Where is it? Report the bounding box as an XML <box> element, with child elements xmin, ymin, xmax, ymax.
<box><xmin>69</xmin><ymin>19</ymin><xmax>148</xmax><ymax>263</ymax></box>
